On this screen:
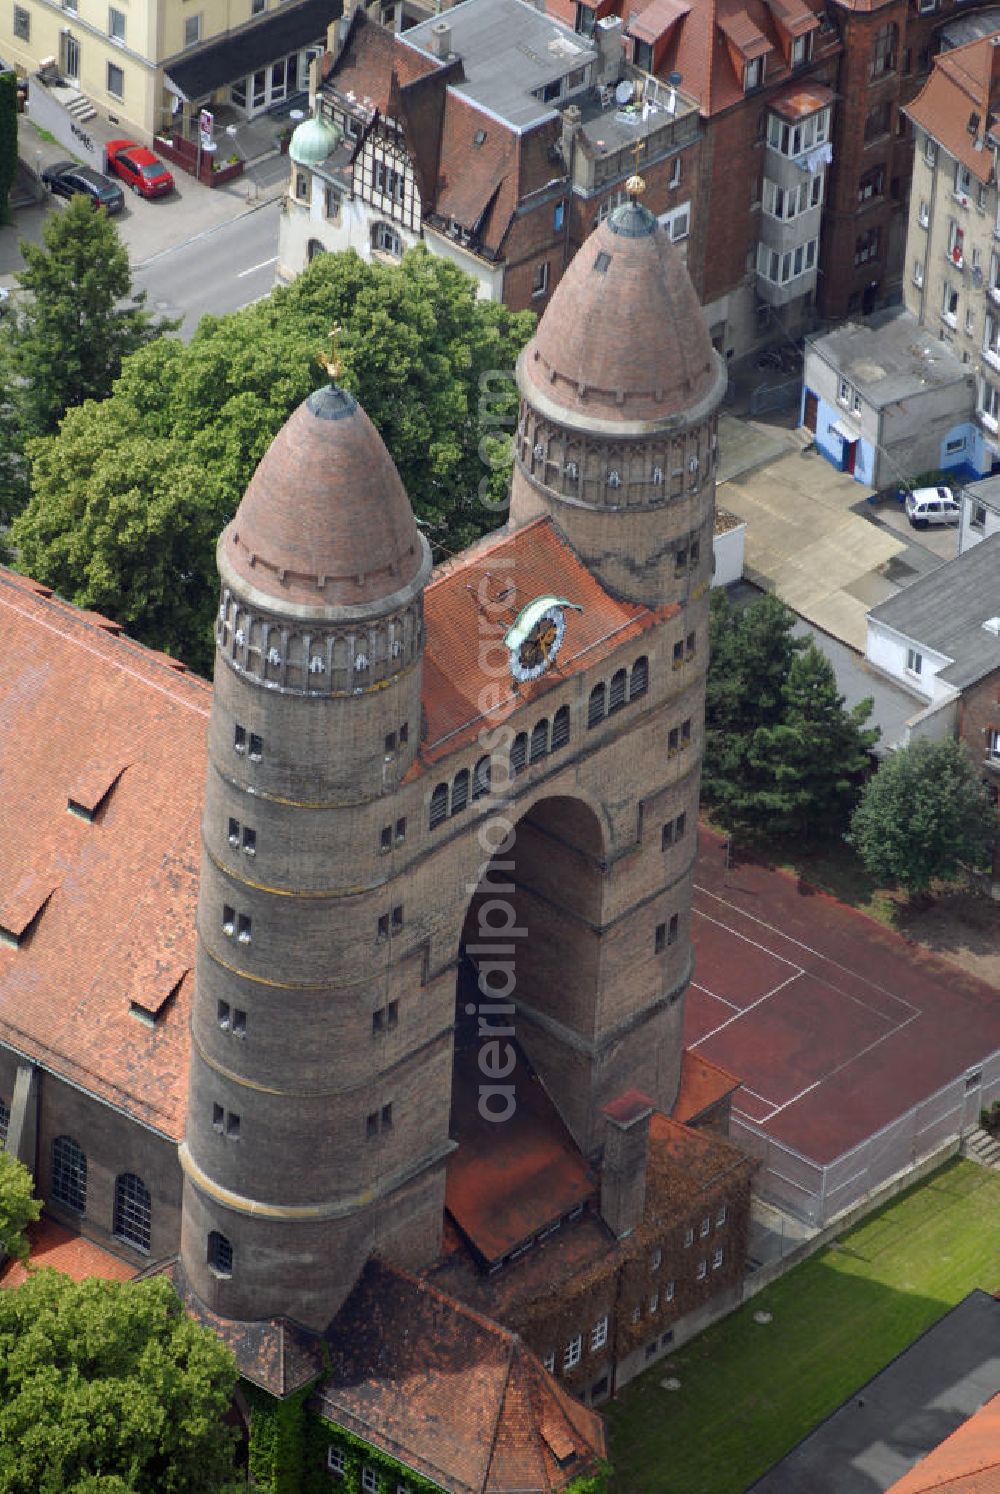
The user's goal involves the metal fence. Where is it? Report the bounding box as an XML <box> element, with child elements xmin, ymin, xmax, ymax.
<box><xmin>735</xmin><ymin>1049</ymin><xmax>1000</xmax><ymax>1229</ymax></box>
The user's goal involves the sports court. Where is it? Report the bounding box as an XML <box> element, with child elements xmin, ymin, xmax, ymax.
<box><xmin>685</xmin><ymin>830</ymin><xmax>1000</xmax><ymax>1220</ymax></box>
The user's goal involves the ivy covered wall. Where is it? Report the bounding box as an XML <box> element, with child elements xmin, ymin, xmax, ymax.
<box><xmin>244</xmin><ymin>1384</ymin><xmax>610</xmax><ymax>1494</ymax></box>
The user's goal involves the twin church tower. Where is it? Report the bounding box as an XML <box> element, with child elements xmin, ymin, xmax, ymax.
<box><xmin>180</xmin><ymin>186</ymin><xmax>728</xmax><ymax>1332</ymax></box>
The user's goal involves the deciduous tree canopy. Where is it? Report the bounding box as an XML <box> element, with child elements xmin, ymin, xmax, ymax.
<box><xmin>849</xmin><ymin>737</ymin><xmax>994</xmax><ymax>895</ymax></box>
<box><xmin>0</xmin><ymin>1272</ymin><xmax>240</xmax><ymax>1494</ymax></box>
<box><xmin>10</xmin><ymin>247</ymin><xmax>533</xmax><ymax>674</ymax></box>
<box><xmin>0</xmin><ymin>1150</ymin><xmax>41</xmax><ymax>1265</ymax></box>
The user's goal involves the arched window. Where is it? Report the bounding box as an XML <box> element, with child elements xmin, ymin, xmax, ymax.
<box><xmin>306</xmin><ymin>238</ymin><xmax>326</xmax><ymax>262</ymax></box>
<box><xmin>630</xmin><ymin>656</ymin><xmax>649</xmax><ymax>700</ymax></box>
<box><xmin>113</xmin><ymin>1172</ymin><xmax>151</xmax><ymax>1252</ymax></box>
<box><xmin>551</xmin><ymin>704</ymin><xmax>570</xmax><ymax>750</ymax></box>
<box><xmin>472</xmin><ymin>756</ymin><xmax>492</xmax><ymax>800</ymax></box>
<box><xmin>208</xmin><ymin>1230</ymin><xmax>233</xmax><ymax>1278</ymax></box>
<box><xmin>608</xmin><ymin>668</ymin><xmax>628</xmax><ymax>713</ymax></box>
<box><xmin>429</xmin><ymin>782</ymin><xmax>449</xmax><ymax>829</ymax></box>
<box><xmin>451</xmin><ymin>769</ymin><xmax>470</xmax><ymax>815</ymax></box>
<box><xmin>52</xmin><ymin>1135</ymin><xmax>87</xmax><ymax>1213</ymax></box>
<box><xmin>510</xmin><ymin>732</ymin><xmax>528</xmax><ymax>777</ymax></box>
<box><xmin>530</xmin><ymin>719</ymin><xmax>549</xmax><ymax>763</ymax></box>
<box><xmin>0</xmin><ymin>1097</ymin><xmax>8</xmax><ymax>1145</ymax></box>
<box><xmin>588</xmin><ymin>683</ymin><xmax>606</xmax><ymax>728</ymax></box>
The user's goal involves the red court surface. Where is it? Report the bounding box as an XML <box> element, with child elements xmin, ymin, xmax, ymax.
<box><xmin>686</xmin><ymin>829</ymin><xmax>1000</xmax><ymax>1164</ymax></box>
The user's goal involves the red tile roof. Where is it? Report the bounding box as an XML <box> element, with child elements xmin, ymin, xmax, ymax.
<box><xmin>223</xmin><ymin>387</ymin><xmax>427</xmax><ymax>611</ymax></box>
<box><xmin>602</xmin><ymin>1089</ymin><xmax>655</xmax><ymax>1127</ymax></box>
<box><xmin>597</xmin><ymin>0</ymin><xmax>830</xmax><ymax>116</ymax></box>
<box><xmin>886</xmin><ymin>1395</ymin><xmax>1000</xmax><ymax>1494</ymax></box>
<box><xmin>447</xmin><ymin>1037</ymin><xmax>596</xmax><ymax>1264</ymax></box>
<box><xmin>0</xmin><ymin>568</ymin><xmax>207</xmax><ymax>1139</ymax></box>
<box><xmin>168</xmin><ymin>1259</ymin><xmax>328</xmax><ymax>1397</ymax></box>
<box><xmin>323</xmin><ymin>8</ymin><xmax>440</xmax><ymax>116</ymax></box>
<box><xmin>671</xmin><ymin>1048</ymin><xmax>741</xmax><ymax>1125</ymax></box>
<box><xmin>905</xmin><ymin>36</ymin><xmax>1000</xmax><ymax>187</ymax></box>
<box><xmin>312</xmin><ymin>1259</ymin><xmax>606</xmax><ymax>1493</ymax></box>
<box><xmin>418</xmin><ymin>519</ymin><xmax>672</xmax><ymax>765</ymax></box>
<box><xmin>0</xmin><ymin>1218</ymin><xmax>137</xmax><ymax>1289</ymax></box>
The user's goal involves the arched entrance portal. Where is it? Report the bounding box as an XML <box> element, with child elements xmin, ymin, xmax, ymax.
<box><xmin>450</xmin><ymin>795</ymin><xmax>609</xmax><ymax>1268</ymax></box>
<box><xmin>451</xmin><ymin>794</ymin><xmax>669</xmax><ymax>1153</ymax></box>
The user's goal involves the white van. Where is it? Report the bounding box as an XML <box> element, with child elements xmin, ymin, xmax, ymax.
<box><xmin>904</xmin><ymin>486</ymin><xmax>960</xmax><ymax>528</ymax></box>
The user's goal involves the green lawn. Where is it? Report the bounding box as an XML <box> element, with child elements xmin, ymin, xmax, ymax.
<box><xmin>606</xmin><ymin>1160</ymin><xmax>1000</xmax><ymax>1494</ymax></box>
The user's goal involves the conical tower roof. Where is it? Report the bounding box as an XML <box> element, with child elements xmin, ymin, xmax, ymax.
<box><xmin>519</xmin><ymin>195</ymin><xmax>722</xmax><ymax>431</ymax></box>
<box><xmin>219</xmin><ymin>385</ymin><xmax>431</xmax><ymax>617</ymax></box>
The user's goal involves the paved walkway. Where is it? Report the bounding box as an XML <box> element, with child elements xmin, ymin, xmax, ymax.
<box><xmin>715</xmin><ymin>417</ymin><xmax>959</xmax><ymax>653</ymax></box>
<box><xmin>748</xmin><ymin>1290</ymin><xmax>1000</xmax><ymax>1494</ymax></box>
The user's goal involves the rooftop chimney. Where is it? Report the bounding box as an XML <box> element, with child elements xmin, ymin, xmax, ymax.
<box><xmin>595</xmin><ymin>14</ymin><xmax>624</xmax><ymax>85</ymax></box>
<box><xmin>561</xmin><ymin>104</ymin><xmax>582</xmax><ymax>166</ymax></box>
<box><xmin>599</xmin><ymin>1090</ymin><xmax>654</xmax><ymax>1240</ymax></box>
<box><xmin>430</xmin><ymin>18</ymin><xmax>453</xmax><ymax>59</ymax></box>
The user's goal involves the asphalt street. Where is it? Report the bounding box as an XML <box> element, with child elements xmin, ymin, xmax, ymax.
<box><xmin>132</xmin><ymin>198</ymin><xmax>282</xmax><ymax>340</ymax></box>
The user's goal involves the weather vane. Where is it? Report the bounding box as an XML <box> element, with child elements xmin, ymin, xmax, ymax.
<box><xmin>317</xmin><ymin>323</ymin><xmax>343</xmax><ymax>382</ymax></box>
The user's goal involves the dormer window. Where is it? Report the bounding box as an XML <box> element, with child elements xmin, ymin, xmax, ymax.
<box><xmin>790</xmin><ymin>32</ymin><xmax>811</xmax><ymax>67</ymax></box>
<box><xmin>744</xmin><ymin>55</ymin><xmax>763</xmax><ymax>91</ymax></box>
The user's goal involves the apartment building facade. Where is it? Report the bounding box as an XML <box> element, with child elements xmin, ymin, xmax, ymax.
<box><xmin>904</xmin><ymin>31</ymin><xmax>1000</xmax><ymax>478</ymax></box>
<box><xmin>0</xmin><ymin>0</ymin><xmax>335</xmax><ymax>141</ymax></box>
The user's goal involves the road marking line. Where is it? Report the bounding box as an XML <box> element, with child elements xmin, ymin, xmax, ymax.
<box><xmin>238</xmin><ymin>256</ymin><xmax>277</xmax><ymax>277</ymax></box>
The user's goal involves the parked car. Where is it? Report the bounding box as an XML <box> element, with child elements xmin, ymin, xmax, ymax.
<box><xmin>41</xmin><ymin>161</ymin><xmax>124</xmax><ymax>215</ymax></box>
<box><xmin>904</xmin><ymin>486</ymin><xmax>960</xmax><ymax>528</ymax></box>
<box><xmin>104</xmin><ymin>140</ymin><xmax>174</xmax><ymax>199</ymax></box>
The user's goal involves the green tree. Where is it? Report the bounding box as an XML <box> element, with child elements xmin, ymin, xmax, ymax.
<box><xmin>0</xmin><ymin>1271</ymin><xmax>241</xmax><ymax>1493</ymax></box>
<box><xmin>748</xmin><ymin>643</ymin><xmax>879</xmax><ymax>836</ymax></box>
<box><xmin>0</xmin><ymin>70</ymin><xmax>17</xmax><ymax>228</ymax></box>
<box><xmin>0</xmin><ymin>1151</ymin><xmax>41</xmax><ymax>1265</ymax></box>
<box><xmin>849</xmin><ymin>736</ymin><xmax>995</xmax><ymax>896</ymax></box>
<box><xmin>11</xmin><ymin>246</ymin><xmax>533</xmax><ymax>673</ymax></box>
<box><xmin>702</xmin><ymin>590</ymin><xmax>807</xmax><ymax>832</ymax></box>
<box><xmin>5</xmin><ymin>193</ymin><xmax>169</xmax><ymax>448</ymax></box>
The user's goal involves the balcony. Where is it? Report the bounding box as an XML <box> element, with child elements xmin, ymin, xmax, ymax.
<box><xmin>975</xmin><ymin>406</ymin><xmax>999</xmax><ymax>434</ymax></box>
<box><xmin>983</xmin><ymin>345</ymin><xmax>1000</xmax><ymax>373</ymax></box>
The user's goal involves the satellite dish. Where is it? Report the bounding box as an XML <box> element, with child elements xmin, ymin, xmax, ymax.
<box><xmin>615</xmin><ymin>79</ymin><xmax>634</xmax><ymax>105</ymax></box>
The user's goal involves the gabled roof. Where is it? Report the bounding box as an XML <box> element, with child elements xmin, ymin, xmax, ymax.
<box><xmin>418</xmin><ymin>519</ymin><xmax>674</xmax><ymax>766</ymax></box>
<box><xmin>886</xmin><ymin>1394</ymin><xmax>1000</xmax><ymax>1493</ymax></box>
<box><xmin>905</xmin><ymin>33</ymin><xmax>1000</xmax><ymax>185</ymax></box>
<box><xmin>311</xmin><ymin>1259</ymin><xmax>606</xmax><ymax>1493</ymax></box>
<box><xmin>0</xmin><ymin>570</ymin><xmax>207</xmax><ymax>1138</ymax></box>
<box><xmin>867</xmin><ymin>533</ymin><xmax>1000</xmax><ymax>691</ymax></box>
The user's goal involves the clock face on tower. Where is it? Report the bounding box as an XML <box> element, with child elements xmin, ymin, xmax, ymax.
<box><xmin>504</xmin><ymin>597</ymin><xmax>583</xmax><ymax>683</ymax></box>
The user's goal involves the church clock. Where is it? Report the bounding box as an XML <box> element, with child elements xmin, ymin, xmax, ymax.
<box><xmin>504</xmin><ymin>597</ymin><xmax>582</xmax><ymax>683</ymax></box>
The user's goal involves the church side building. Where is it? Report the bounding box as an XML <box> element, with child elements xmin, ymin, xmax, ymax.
<box><xmin>0</xmin><ymin>181</ymin><xmax>755</xmax><ymax>1489</ymax></box>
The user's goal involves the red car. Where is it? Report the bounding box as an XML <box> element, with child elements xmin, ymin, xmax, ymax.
<box><xmin>105</xmin><ymin>139</ymin><xmax>174</xmax><ymax>199</ymax></box>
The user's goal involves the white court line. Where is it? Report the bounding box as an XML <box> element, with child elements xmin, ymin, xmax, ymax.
<box><xmin>690</xmin><ymin>981</ymin><xmax>741</xmax><ymax>1013</ymax></box>
<box><xmin>764</xmin><ymin>1012</ymin><xmax>922</xmax><ymax>1118</ymax></box>
<box><xmin>695</xmin><ymin>908</ymin><xmax>804</xmax><ymax>974</ymax></box>
<box><xmin>692</xmin><ymin>970</ymin><xmax>804</xmax><ymax>1045</ymax></box>
<box><xmin>693</xmin><ymin>884</ymin><xmax>922</xmax><ymax>1019</ymax></box>
<box><xmin>237</xmin><ymin>256</ymin><xmax>277</xmax><ymax>278</ymax></box>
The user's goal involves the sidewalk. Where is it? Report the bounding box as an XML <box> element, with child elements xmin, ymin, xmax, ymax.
<box><xmin>1</xmin><ymin>112</ymin><xmax>289</xmax><ymax>285</ymax></box>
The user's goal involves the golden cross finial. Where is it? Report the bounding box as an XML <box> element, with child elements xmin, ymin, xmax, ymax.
<box><xmin>316</xmin><ymin>323</ymin><xmax>343</xmax><ymax>382</ymax></box>
<box><xmin>626</xmin><ymin>139</ymin><xmax>647</xmax><ymax>199</ymax></box>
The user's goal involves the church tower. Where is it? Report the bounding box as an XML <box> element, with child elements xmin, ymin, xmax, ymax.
<box><xmin>179</xmin><ymin>384</ymin><xmax>449</xmax><ymax>1329</ymax></box>
<box><xmin>506</xmin><ymin>182</ymin><xmax>728</xmax><ymax>1130</ymax></box>
<box><xmin>508</xmin><ymin>181</ymin><xmax>727</xmax><ymax>613</ymax></box>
